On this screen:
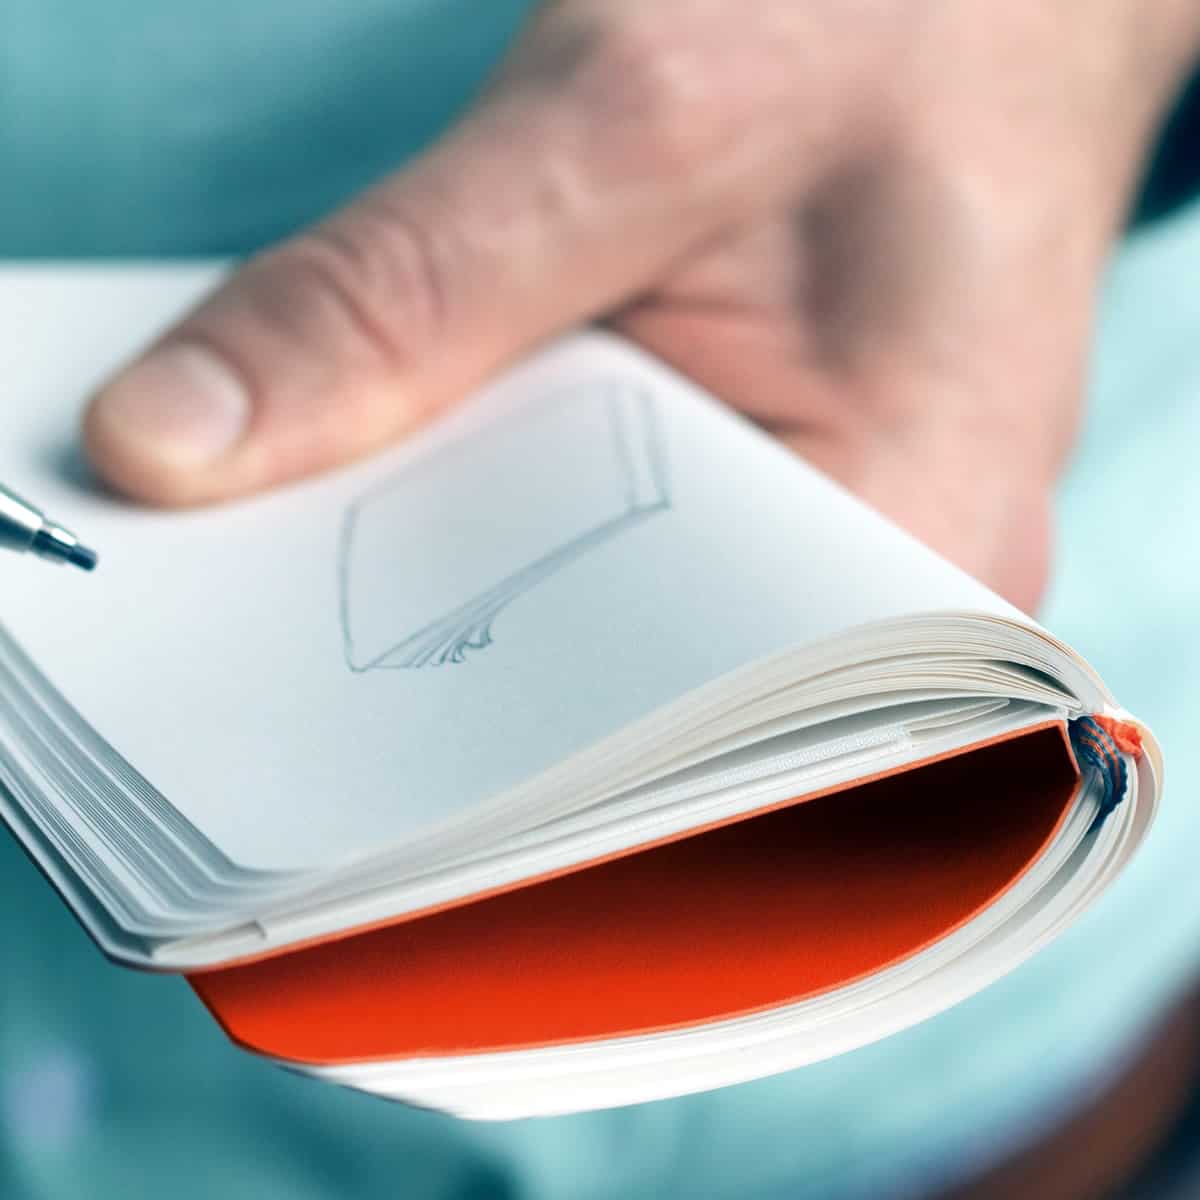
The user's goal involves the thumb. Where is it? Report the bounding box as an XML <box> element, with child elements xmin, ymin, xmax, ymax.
<box><xmin>84</xmin><ymin>13</ymin><xmax>761</xmax><ymax>506</ymax></box>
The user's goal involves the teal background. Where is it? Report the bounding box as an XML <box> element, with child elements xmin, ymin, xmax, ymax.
<box><xmin>0</xmin><ymin>0</ymin><xmax>531</xmax><ymax>256</ymax></box>
<box><xmin>2</xmin><ymin>3</ymin><xmax>1200</xmax><ymax>1197</ymax></box>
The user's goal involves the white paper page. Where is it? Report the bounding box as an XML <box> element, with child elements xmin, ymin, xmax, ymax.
<box><xmin>0</xmin><ymin>267</ymin><xmax>1021</xmax><ymax>871</ymax></box>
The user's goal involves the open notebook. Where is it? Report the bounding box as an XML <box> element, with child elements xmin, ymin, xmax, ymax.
<box><xmin>0</xmin><ymin>268</ymin><xmax>1159</xmax><ymax>1119</ymax></box>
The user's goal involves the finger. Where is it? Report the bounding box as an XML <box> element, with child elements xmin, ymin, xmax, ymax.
<box><xmin>83</xmin><ymin>5</ymin><xmax>797</xmax><ymax>506</ymax></box>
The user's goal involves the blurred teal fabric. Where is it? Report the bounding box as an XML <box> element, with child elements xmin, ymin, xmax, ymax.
<box><xmin>0</xmin><ymin>0</ymin><xmax>532</xmax><ymax>255</ymax></box>
<box><xmin>3</xmin><ymin>4</ymin><xmax>1200</xmax><ymax>1197</ymax></box>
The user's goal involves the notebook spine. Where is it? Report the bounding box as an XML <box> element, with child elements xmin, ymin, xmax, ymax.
<box><xmin>1069</xmin><ymin>716</ymin><xmax>1134</xmax><ymax>828</ymax></box>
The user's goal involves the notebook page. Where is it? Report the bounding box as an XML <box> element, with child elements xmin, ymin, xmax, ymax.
<box><xmin>0</xmin><ymin>268</ymin><xmax>1020</xmax><ymax>871</ymax></box>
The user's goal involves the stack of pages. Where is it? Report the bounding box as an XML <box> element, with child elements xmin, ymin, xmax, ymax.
<box><xmin>0</xmin><ymin>269</ymin><xmax>1158</xmax><ymax>1118</ymax></box>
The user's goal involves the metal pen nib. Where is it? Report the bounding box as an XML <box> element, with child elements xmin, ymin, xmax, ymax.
<box><xmin>31</xmin><ymin>520</ymin><xmax>99</xmax><ymax>571</ymax></box>
<box><xmin>0</xmin><ymin>483</ymin><xmax>98</xmax><ymax>572</ymax></box>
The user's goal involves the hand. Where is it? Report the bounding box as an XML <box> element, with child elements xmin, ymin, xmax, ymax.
<box><xmin>83</xmin><ymin>0</ymin><xmax>1200</xmax><ymax>612</ymax></box>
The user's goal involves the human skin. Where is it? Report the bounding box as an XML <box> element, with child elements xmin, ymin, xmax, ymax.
<box><xmin>84</xmin><ymin>0</ymin><xmax>1200</xmax><ymax>613</ymax></box>
<box><xmin>82</xmin><ymin>1</ymin><xmax>1200</xmax><ymax>1191</ymax></box>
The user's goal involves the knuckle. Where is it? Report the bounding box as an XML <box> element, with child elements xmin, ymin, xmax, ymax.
<box><xmin>569</xmin><ymin>15</ymin><xmax>713</xmax><ymax>175</ymax></box>
<box><xmin>279</xmin><ymin>205</ymin><xmax>449</xmax><ymax>374</ymax></box>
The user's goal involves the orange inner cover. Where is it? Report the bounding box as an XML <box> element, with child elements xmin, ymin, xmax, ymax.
<box><xmin>191</xmin><ymin>724</ymin><xmax>1078</xmax><ymax>1063</ymax></box>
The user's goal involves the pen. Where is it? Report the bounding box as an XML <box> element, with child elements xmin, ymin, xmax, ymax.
<box><xmin>0</xmin><ymin>483</ymin><xmax>98</xmax><ymax>572</ymax></box>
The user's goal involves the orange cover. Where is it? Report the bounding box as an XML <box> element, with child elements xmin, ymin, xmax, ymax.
<box><xmin>191</xmin><ymin>724</ymin><xmax>1078</xmax><ymax>1063</ymax></box>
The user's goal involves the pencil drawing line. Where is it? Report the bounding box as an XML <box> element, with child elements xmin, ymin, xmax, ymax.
<box><xmin>338</xmin><ymin>377</ymin><xmax>670</xmax><ymax>671</ymax></box>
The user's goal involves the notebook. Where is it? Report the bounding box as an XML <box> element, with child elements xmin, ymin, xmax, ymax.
<box><xmin>0</xmin><ymin>266</ymin><xmax>1159</xmax><ymax>1119</ymax></box>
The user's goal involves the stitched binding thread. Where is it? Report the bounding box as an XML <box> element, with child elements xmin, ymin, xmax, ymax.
<box><xmin>1069</xmin><ymin>716</ymin><xmax>1134</xmax><ymax>828</ymax></box>
<box><xmin>1091</xmin><ymin>715</ymin><xmax>1144</xmax><ymax>757</ymax></box>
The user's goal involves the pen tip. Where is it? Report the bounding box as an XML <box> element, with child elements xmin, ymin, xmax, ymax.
<box><xmin>31</xmin><ymin>522</ymin><xmax>98</xmax><ymax>572</ymax></box>
<box><xmin>69</xmin><ymin>543</ymin><xmax>99</xmax><ymax>572</ymax></box>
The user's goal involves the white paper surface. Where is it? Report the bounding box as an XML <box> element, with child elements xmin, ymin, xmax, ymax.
<box><xmin>0</xmin><ymin>268</ymin><xmax>1020</xmax><ymax>870</ymax></box>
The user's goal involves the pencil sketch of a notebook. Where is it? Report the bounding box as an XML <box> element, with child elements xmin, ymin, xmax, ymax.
<box><xmin>339</xmin><ymin>378</ymin><xmax>670</xmax><ymax>671</ymax></box>
<box><xmin>0</xmin><ymin>280</ymin><xmax>1161</xmax><ymax>1119</ymax></box>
